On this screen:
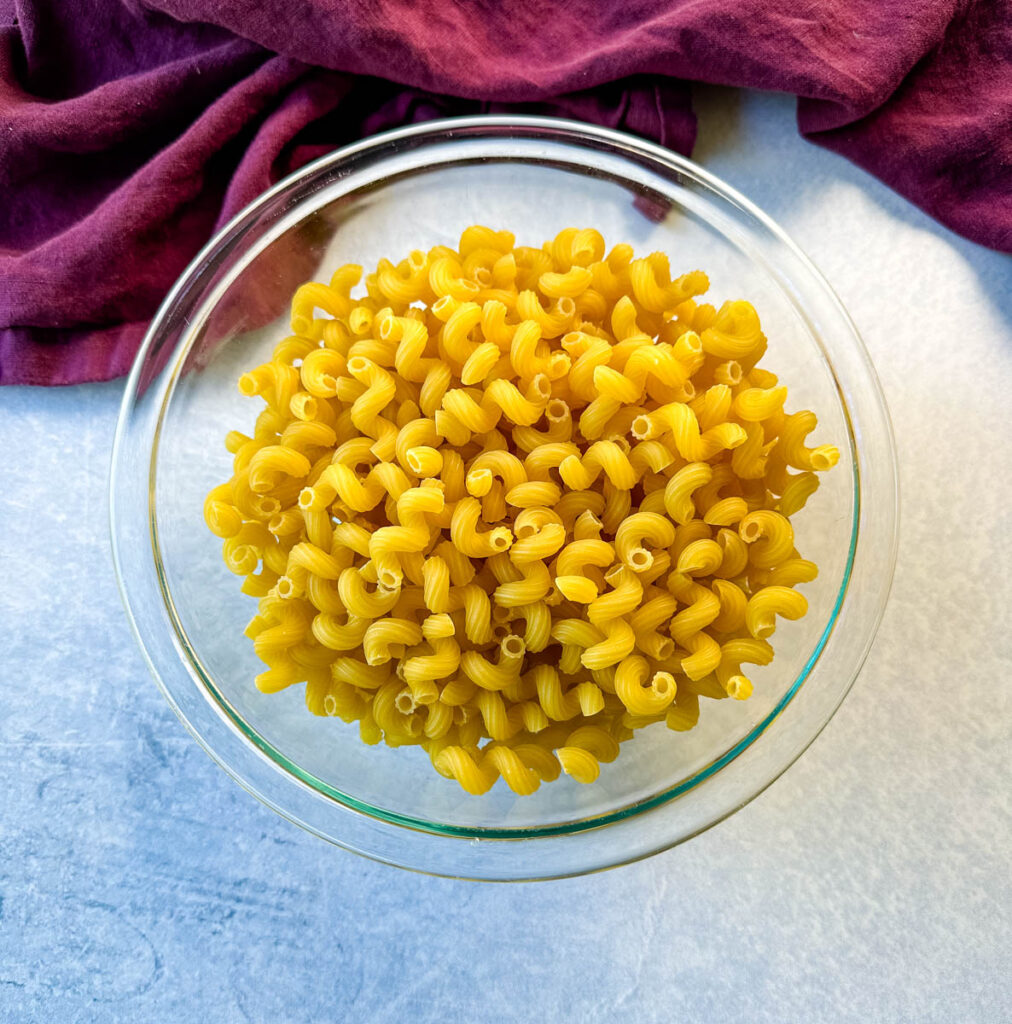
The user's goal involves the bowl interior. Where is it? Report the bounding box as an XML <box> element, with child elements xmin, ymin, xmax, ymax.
<box><xmin>152</xmin><ymin>145</ymin><xmax>857</xmax><ymax>835</ymax></box>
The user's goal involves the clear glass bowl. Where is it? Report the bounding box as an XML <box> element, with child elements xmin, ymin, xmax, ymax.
<box><xmin>110</xmin><ymin>116</ymin><xmax>898</xmax><ymax>880</ymax></box>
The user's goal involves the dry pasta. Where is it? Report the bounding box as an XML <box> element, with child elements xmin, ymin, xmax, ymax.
<box><xmin>205</xmin><ymin>226</ymin><xmax>839</xmax><ymax>796</ymax></box>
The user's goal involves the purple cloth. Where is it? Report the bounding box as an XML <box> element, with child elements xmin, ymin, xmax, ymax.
<box><xmin>1</xmin><ymin>0</ymin><xmax>1009</xmax><ymax>386</ymax></box>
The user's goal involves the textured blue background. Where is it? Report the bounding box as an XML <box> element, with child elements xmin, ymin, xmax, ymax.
<box><xmin>2</xmin><ymin>91</ymin><xmax>1009</xmax><ymax>1023</ymax></box>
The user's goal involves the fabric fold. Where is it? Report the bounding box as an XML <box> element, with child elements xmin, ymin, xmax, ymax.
<box><xmin>1</xmin><ymin>0</ymin><xmax>1008</xmax><ymax>385</ymax></box>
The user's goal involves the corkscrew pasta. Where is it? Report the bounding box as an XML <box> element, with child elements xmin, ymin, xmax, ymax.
<box><xmin>205</xmin><ymin>226</ymin><xmax>839</xmax><ymax>796</ymax></box>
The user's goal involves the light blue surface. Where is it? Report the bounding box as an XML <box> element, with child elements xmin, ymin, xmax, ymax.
<box><xmin>2</xmin><ymin>91</ymin><xmax>1010</xmax><ymax>1023</ymax></box>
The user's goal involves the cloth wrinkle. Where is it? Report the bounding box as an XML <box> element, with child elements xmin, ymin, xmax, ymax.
<box><xmin>0</xmin><ymin>0</ymin><xmax>1007</xmax><ymax>385</ymax></box>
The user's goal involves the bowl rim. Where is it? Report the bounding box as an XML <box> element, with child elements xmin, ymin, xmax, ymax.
<box><xmin>111</xmin><ymin>113</ymin><xmax>898</xmax><ymax>876</ymax></box>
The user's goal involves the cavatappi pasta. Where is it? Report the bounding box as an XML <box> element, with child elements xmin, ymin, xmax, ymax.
<box><xmin>206</xmin><ymin>226</ymin><xmax>839</xmax><ymax>796</ymax></box>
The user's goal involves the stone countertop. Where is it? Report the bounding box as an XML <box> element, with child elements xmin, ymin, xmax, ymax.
<box><xmin>1</xmin><ymin>89</ymin><xmax>1009</xmax><ymax>1023</ymax></box>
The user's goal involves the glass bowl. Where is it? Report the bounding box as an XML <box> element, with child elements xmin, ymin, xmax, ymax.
<box><xmin>110</xmin><ymin>116</ymin><xmax>898</xmax><ymax>881</ymax></box>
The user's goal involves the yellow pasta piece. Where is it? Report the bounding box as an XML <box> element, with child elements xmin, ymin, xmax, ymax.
<box><xmin>739</xmin><ymin>510</ymin><xmax>795</xmax><ymax>570</ymax></box>
<box><xmin>509</xmin><ymin>523</ymin><xmax>567</xmax><ymax>566</ymax></box>
<box><xmin>460</xmin><ymin>636</ymin><xmax>525</xmax><ymax>691</ymax></box>
<box><xmin>613</xmin><ymin>656</ymin><xmax>677</xmax><ymax>717</ymax></box>
<box><xmin>555</xmin><ymin>726</ymin><xmax>621</xmax><ymax>784</ymax></box>
<box><xmin>614</xmin><ymin>512</ymin><xmax>674</xmax><ymax>573</ymax></box>
<box><xmin>588</xmin><ymin>566</ymin><xmax>643</xmax><ymax>625</ymax></box>
<box><xmin>368</xmin><ymin>484</ymin><xmax>444</xmax><ymax>589</ymax></box>
<box><xmin>362</xmin><ymin>618</ymin><xmax>423</xmax><ymax>666</ymax></box>
<box><xmin>779</xmin><ymin>410</ymin><xmax>840</xmax><ymax>471</ymax></box>
<box><xmin>746</xmin><ymin>586</ymin><xmax>808</xmax><ymax>639</ymax></box>
<box><xmin>633</xmin><ymin>403</ymin><xmax>746</xmax><ymax>463</ymax></box>
<box><xmin>450</xmin><ymin>497</ymin><xmax>513</xmax><ymax>558</ymax></box>
<box><xmin>703</xmin><ymin>496</ymin><xmax>748</xmax><ymax>527</ymax></box>
<box><xmin>662</xmin><ymin>462</ymin><xmax>712</xmax><ymax>525</ymax></box>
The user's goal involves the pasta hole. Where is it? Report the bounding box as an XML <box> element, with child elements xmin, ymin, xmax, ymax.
<box><xmin>753</xmin><ymin>617</ymin><xmax>775</xmax><ymax>639</ymax></box>
<box><xmin>349</xmin><ymin>312</ymin><xmax>371</xmax><ymax>335</ymax></box>
<box><xmin>546</xmin><ymin>399</ymin><xmax>569</xmax><ymax>423</ymax></box>
<box><xmin>347</xmin><ymin>356</ymin><xmax>369</xmax><ymax>375</ymax></box>
<box><xmin>548</xmin><ymin>353</ymin><xmax>570</xmax><ymax>378</ymax></box>
<box><xmin>629</xmin><ymin>548</ymin><xmax>653</xmax><ymax>571</ymax></box>
<box><xmin>257</xmin><ymin>496</ymin><xmax>280</xmax><ymax>517</ymax></box>
<box><xmin>466</xmin><ymin>468</ymin><xmax>493</xmax><ymax>497</ymax></box>
<box><xmin>631</xmin><ymin>415</ymin><xmax>652</xmax><ymax>440</ymax></box>
<box><xmin>378</xmin><ymin>568</ymin><xmax>402</xmax><ymax>590</ymax></box>
<box><xmin>502</xmin><ymin>635</ymin><xmax>525</xmax><ymax>659</ymax></box>
<box><xmin>323</xmin><ymin>695</ymin><xmax>337</xmax><ymax>716</ymax></box>
<box><xmin>651</xmin><ymin>670</ymin><xmax>676</xmax><ymax>696</ymax></box>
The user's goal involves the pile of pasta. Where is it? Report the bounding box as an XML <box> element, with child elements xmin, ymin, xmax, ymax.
<box><xmin>204</xmin><ymin>226</ymin><xmax>839</xmax><ymax>796</ymax></box>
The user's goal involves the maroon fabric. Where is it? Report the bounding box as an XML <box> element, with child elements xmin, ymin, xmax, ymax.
<box><xmin>1</xmin><ymin>0</ymin><xmax>1008</xmax><ymax>386</ymax></box>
